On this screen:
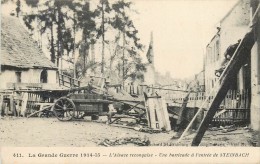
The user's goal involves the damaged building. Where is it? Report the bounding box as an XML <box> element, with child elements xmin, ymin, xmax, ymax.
<box><xmin>204</xmin><ymin>0</ymin><xmax>260</xmax><ymax>130</ymax></box>
<box><xmin>0</xmin><ymin>15</ymin><xmax>58</xmax><ymax>90</ymax></box>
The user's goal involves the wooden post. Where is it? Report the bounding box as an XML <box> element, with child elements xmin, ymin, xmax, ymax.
<box><xmin>10</xmin><ymin>95</ymin><xmax>16</xmax><ymax>116</ymax></box>
<box><xmin>176</xmin><ymin>91</ymin><xmax>191</xmax><ymax>130</ymax></box>
<box><xmin>62</xmin><ymin>74</ymin><xmax>64</xmax><ymax>86</ymax></box>
<box><xmin>0</xmin><ymin>94</ymin><xmax>3</xmax><ymax>118</ymax></box>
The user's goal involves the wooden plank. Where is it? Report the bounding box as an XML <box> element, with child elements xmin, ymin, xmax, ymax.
<box><xmin>214</xmin><ymin>109</ymin><xmax>227</xmax><ymax>118</ymax></box>
<box><xmin>72</xmin><ymin>99</ymin><xmax>113</xmax><ymax>103</ymax></box>
<box><xmin>20</xmin><ymin>92</ymin><xmax>29</xmax><ymax>117</ymax></box>
<box><xmin>176</xmin><ymin>91</ymin><xmax>190</xmax><ymax>129</ymax></box>
<box><xmin>154</xmin><ymin>97</ymin><xmax>164</xmax><ymax>129</ymax></box>
<box><xmin>27</xmin><ymin>103</ymin><xmax>54</xmax><ymax>118</ymax></box>
<box><xmin>148</xmin><ymin>97</ymin><xmax>157</xmax><ymax>129</ymax></box>
<box><xmin>144</xmin><ymin>93</ymin><xmax>151</xmax><ymax>128</ymax></box>
<box><xmin>161</xmin><ymin>98</ymin><xmax>171</xmax><ymax>131</ymax></box>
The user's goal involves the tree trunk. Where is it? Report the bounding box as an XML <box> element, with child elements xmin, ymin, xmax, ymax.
<box><xmin>73</xmin><ymin>12</ymin><xmax>76</xmax><ymax>79</ymax></box>
<box><xmin>101</xmin><ymin>1</ymin><xmax>105</xmax><ymax>74</ymax></box>
<box><xmin>50</xmin><ymin>23</ymin><xmax>55</xmax><ymax>64</ymax></box>
<box><xmin>56</xmin><ymin>5</ymin><xmax>63</xmax><ymax>69</ymax></box>
<box><xmin>122</xmin><ymin>33</ymin><xmax>126</xmax><ymax>87</ymax></box>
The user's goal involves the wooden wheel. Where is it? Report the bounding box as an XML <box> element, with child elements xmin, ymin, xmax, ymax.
<box><xmin>52</xmin><ymin>97</ymin><xmax>75</xmax><ymax>121</ymax></box>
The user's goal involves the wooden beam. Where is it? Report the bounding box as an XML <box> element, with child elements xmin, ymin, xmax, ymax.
<box><xmin>176</xmin><ymin>91</ymin><xmax>191</xmax><ymax>130</ymax></box>
<box><xmin>146</xmin><ymin>86</ymin><xmax>191</xmax><ymax>92</ymax></box>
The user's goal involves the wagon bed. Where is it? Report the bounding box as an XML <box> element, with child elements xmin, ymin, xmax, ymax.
<box><xmin>52</xmin><ymin>93</ymin><xmax>113</xmax><ymax>121</ymax></box>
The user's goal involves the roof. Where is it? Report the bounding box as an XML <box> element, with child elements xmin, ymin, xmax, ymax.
<box><xmin>1</xmin><ymin>15</ymin><xmax>57</xmax><ymax>69</ymax></box>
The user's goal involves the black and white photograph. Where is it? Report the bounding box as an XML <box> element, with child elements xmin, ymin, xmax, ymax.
<box><xmin>0</xmin><ymin>0</ymin><xmax>260</xmax><ymax>163</ymax></box>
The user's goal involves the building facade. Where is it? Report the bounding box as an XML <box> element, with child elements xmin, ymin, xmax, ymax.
<box><xmin>204</xmin><ymin>0</ymin><xmax>251</xmax><ymax>95</ymax></box>
<box><xmin>250</xmin><ymin>0</ymin><xmax>260</xmax><ymax>130</ymax></box>
<box><xmin>0</xmin><ymin>15</ymin><xmax>58</xmax><ymax>90</ymax></box>
<box><xmin>204</xmin><ymin>0</ymin><xmax>260</xmax><ymax>130</ymax></box>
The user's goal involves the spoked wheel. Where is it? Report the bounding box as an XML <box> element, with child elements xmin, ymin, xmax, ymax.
<box><xmin>52</xmin><ymin>97</ymin><xmax>75</xmax><ymax>121</ymax></box>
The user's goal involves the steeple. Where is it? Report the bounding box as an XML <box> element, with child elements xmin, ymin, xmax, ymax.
<box><xmin>146</xmin><ymin>31</ymin><xmax>154</xmax><ymax>66</ymax></box>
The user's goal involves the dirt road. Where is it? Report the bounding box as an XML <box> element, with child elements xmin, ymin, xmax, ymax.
<box><xmin>0</xmin><ymin>117</ymin><xmax>176</xmax><ymax>147</ymax></box>
<box><xmin>0</xmin><ymin>117</ymin><xmax>257</xmax><ymax>147</ymax></box>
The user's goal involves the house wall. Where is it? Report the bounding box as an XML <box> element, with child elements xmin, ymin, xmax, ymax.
<box><xmin>47</xmin><ymin>70</ymin><xmax>57</xmax><ymax>84</ymax></box>
<box><xmin>205</xmin><ymin>34</ymin><xmax>220</xmax><ymax>95</ymax></box>
<box><xmin>219</xmin><ymin>0</ymin><xmax>250</xmax><ymax>55</ymax></box>
<box><xmin>204</xmin><ymin>0</ymin><xmax>251</xmax><ymax>95</ymax></box>
<box><xmin>0</xmin><ymin>67</ymin><xmax>57</xmax><ymax>89</ymax></box>
<box><xmin>250</xmin><ymin>3</ymin><xmax>260</xmax><ymax>131</ymax></box>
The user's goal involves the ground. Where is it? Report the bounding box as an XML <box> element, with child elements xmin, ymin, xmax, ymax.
<box><xmin>0</xmin><ymin>117</ymin><xmax>258</xmax><ymax>147</ymax></box>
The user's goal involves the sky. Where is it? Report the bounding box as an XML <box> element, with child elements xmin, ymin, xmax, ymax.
<box><xmin>1</xmin><ymin>0</ymin><xmax>238</xmax><ymax>79</ymax></box>
<box><xmin>133</xmin><ymin>0</ymin><xmax>238</xmax><ymax>78</ymax></box>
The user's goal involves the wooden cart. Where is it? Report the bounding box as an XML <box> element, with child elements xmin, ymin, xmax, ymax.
<box><xmin>51</xmin><ymin>93</ymin><xmax>113</xmax><ymax>121</ymax></box>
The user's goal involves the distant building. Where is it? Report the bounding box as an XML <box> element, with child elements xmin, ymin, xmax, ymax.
<box><xmin>0</xmin><ymin>15</ymin><xmax>58</xmax><ymax>90</ymax></box>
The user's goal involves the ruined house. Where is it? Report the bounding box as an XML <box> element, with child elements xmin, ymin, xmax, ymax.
<box><xmin>0</xmin><ymin>15</ymin><xmax>58</xmax><ymax>90</ymax></box>
<box><xmin>204</xmin><ymin>0</ymin><xmax>251</xmax><ymax>95</ymax></box>
<box><xmin>203</xmin><ymin>0</ymin><xmax>260</xmax><ymax>130</ymax></box>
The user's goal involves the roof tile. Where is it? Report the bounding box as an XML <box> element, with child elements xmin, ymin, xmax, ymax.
<box><xmin>1</xmin><ymin>15</ymin><xmax>57</xmax><ymax>69</ymax></box>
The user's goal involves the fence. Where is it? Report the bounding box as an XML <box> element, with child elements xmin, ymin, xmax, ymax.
<box><xmin>111</xmin><ymin>84</ymin><xmax>250</xmax><ymax>109</ymax></box>
<box><xmin>169</xmin><ymin>89</ymin><xmax>251</xmax><ymax>126</ymax></box>
<box><xmin>211</xmin><ymin>108</ymin><xmax>250</xmax><ymax>126</ymax></box>
<box><xmin>59</xmin><ymin>73</ymin><xmax>81</xmax><ymax>88</ymax></box>
<box><xmin>169</xmin><ymin>89</ymin><xmax>250</xmax><ymax>109</ymax></box>
<box><xmin>0</xmin><ymin>91</ymin><xmax>52</xmax><ymax>117</ymax></box>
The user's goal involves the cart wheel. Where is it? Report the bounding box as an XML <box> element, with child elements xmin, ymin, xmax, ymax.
<box><xmin>52</xmin><ymin>97</ymin><xmax>75</xmax><ymax>121</ymax></box>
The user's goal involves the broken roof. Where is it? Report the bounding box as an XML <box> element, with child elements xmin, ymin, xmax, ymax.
<box><xmin>1</xmin><ymin>15</ymin><xmax>57</xmax><ymax>69</ymax></box>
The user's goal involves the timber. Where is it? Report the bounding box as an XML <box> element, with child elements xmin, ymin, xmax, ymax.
<box><xmin>176</xmin><ymin>91</ymin><xmax>191</xmax><ymax>130</ymax></box>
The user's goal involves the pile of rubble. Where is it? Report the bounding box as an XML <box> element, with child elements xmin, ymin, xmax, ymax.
<box><xmin>98</xmin><ymin>136</ymin><xmax>150</xmax><ymax>147</ymax></box>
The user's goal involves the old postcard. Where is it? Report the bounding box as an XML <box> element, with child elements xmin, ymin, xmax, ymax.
<box><xmin>0</xmin><ymin>0</ymin><xmax>260</xmax><ymax>163</ymax></box>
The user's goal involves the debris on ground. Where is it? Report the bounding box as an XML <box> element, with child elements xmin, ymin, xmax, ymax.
<box><xmin>221</xmin><ymin>125</ymin><xmax>237</xmax><ymax>133</ymax></box>
<box><xmin>98</xmin><ymin>136</ymin><xmax>150</xmax><ymax>147</ymax></box>
<box><xmin>209</xmin><ymin>125</ymin><xmax>238</xmax><ymax>133</ymax></box>
<box><xmin>208</xmin><ymin>127</ymin><xmax>219</xmax><ymax>131</ymax></box>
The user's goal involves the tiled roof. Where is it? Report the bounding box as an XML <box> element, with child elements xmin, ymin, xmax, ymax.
<box><xmin>1</xmin><ymin>15</ymin><xmax>57</xmax><ymax>69</ymax></box>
